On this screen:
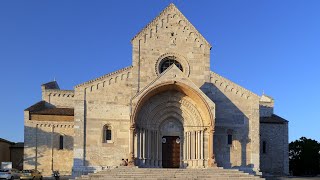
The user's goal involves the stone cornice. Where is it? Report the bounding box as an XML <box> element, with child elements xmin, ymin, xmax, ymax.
<box><xmin>26</xmin><ymin>120</ymin><xmax>74</xmax><ymax>127</ymax></box>
<box><xmin>75</xmin><ymin>66</ymin><xmax>133</xmax><ymax>88</ymax></box>
<box><xmin>210</xmin><ymin>71</ymin><xmax>259</xmax><ymax>100</ymax></box>
<box><xmin>131</xmin><ymin>3</ymin><xmax>211</xmax><ymax>48</ymax></box>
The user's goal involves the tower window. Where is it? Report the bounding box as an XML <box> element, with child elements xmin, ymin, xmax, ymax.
<box><xmin>262</xmin><ymin>141</ymin><xmax>267</xmax><ymax>153</ymax></box>
<box><xmin>159</xmin><ymin>56</ymin><xmax>183</xmax><ymax>73</ymax></box>
<box><xmin>103</xmin><ymin>125</ymin><xmax>112</xmax><ymax>143</ymax></box>
<box><xmin>59</xmin><ymin>135</ymin><xmax>64</xmax><ymax>150</ymax></box>
<box><xmin>227</xmin><ymin>134</ymin><xmax>232</xmax><ymax>145</ymax></box>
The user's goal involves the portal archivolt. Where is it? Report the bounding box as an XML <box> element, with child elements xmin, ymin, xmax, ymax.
<box><xmin>131</xmin><ymin>82</ymin><xmax>215</xmax><ymax>168</ymax></box>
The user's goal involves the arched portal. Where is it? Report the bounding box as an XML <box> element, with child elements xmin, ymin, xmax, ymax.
<box><xmin>130</xmin><ymin>82</ymin><xmax>216</xmax><ymax>168</ymax></box>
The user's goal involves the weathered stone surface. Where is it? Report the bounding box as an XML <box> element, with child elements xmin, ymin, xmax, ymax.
<box><xmin>23</xmin><ymin>3</ymin><xmax>288</xmax><ymax>178</ymax></box>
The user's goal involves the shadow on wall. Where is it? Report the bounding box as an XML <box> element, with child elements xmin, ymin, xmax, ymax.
<box><xmin>24</xmin><ymin>125</ymin><xmax>74</xmax><ymax>173</ymax></box>
<box><xmin>72</xmin><ymin>158</ymin><xmax>96</xmax><ymax>177</ymax></box>
<box><xmin>201</xmin><ymin>82</ymin><xmax>254</xmax><ymax>173</ymax></box>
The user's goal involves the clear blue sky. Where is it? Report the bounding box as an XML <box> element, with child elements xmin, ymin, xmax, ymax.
<box><xmin>0</xmin><ymin>0</ymin><xmax>319</xmax><ymax>143</ymax></box>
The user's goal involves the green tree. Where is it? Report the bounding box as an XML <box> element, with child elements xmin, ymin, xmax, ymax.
<box><xmin>289</xmin><ymin>137</ymin><xmax>320</xmax><ymax>176</ymax></box>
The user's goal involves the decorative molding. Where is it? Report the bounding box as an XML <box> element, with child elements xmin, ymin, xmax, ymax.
<box><xmin>131</xmin><ymin>3</ymin><xmax>211</xmax><ymax>48</ymax></box>
<box><xmin>210</xmin><ymin>72</ymin><xmax>259</xmax><ymax>100</ymax></box>
<box><xmin>47</xmin><ymin>89</ymin><xmax>75</xmax><ymax>98</ymax></box>
<box><xmin>27</xmin><ymin>121</ymin><xmax>74</xmax><ymax>128</ymax></box>
<box><xmin>75</xmin><ymin>66</ymin><xmax>133</xmax><ymax>89</ymax></box>
<box><xmin>155</xmin><ymin>52</ymin><xmax>190</xmax><ymax>77</ymax></box>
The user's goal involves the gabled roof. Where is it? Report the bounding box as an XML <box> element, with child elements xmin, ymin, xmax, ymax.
<box><xmin>10</xmin><ymin>142</ymin><xmax>24</xmax><ymax>148</ymax></box>
<box><xmin>0</xmin><ymin>138</ymin><xmax>14</xmax><ymax>144</ymax></box>
<box><xmin>42</xmin><ymin>81</ymin><xmax>60</xmax><ymax>90</ymax></box>
<box><xmin>31</xmin><ymin>108</ymin><xmax>74</xmax><ymax>116</ymax></box>
<box><xmin>25</xmin><ymin>101</ymin><xmax>46</xmax><ymax>111</ymax></box>
<box><xmin>131</xmin><ymin>3</ymin><xmax>211</xmax><ymax>48</ymax></box>
<box><xmin>25</xmin><ymin>101</ymin><xmax>74</xmax><ymax>116</ymax></box>
<box><xmin>260</xmin><ymin>114</ymin><xmax>288</xmax><ymax>124</ymax></box>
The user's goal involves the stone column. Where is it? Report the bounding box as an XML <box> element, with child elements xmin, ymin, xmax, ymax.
<box><xmin>159</xmin><ymin>132</ymin><xmax>162</xmax><ymax>167</ymax></box>
<box><xmin>186</xmin><ymin>132</ymin><xmax>189</xmax><ymax>160</ymax></box>
<box><xmin>143</xmin><ymin>129</ymin><xmax>146</xmax><ymax>165</ymax></box>
<box><xmin>139</xmin><ymin>129</ymin><xmax>143</xmax><ymax>162</ymax></box>
<box><xmin>151</xmin><ymin>131</ymin><xmax>154</xmax><ymax>167</ymax></box>
<box><xmin>147</xmin><ymin>129</ymin><xmax>151</xmax><ymax>166</ymax></box>
<box><xmin>134</xmin><ymin>129</ymin><xmax>138</xmax><ymax>158</ymax></box>
<box><xmin>208</xmin><ymin>126</ymin><xmax>217</xmax><ymax>167</ymax></box>
<box><xmin>145</xmin><ymin>129</ymin><xmax>147</xmax><ymax>165</ymax></box>
<box><xmin>156</xmin><ymin>131</ymin><xmax>159</xmax><ymax>167</ymax></box>
<box><xmin>180</xmin><ymin>136</ymin><xmax>183</xmax><ymax>168</ymax></box>
<box><xmin>192</xmin><ymin>131</ymin><xmax>195</xmax><ymax>160</ymax></box>
<box><xmin>200</xmin><ymin>130</ymin><xmax>204</xmax><ymax>159</ymax></box>
<box><xmin>183</xmin><ymin>132</ymin><xmax>186</xmax><ymax>162</ymax></box>
<box><xmin>188</xmin><ymin>131</ymin><xmax>191</xmax><ymax>160</ymax></box>
<box><xmin>197</xmin><ymin>130</ymin><xmax>200</xmax><ymax>166</ymax></box>
<box><xmin>128</xmin><ymin>124</ymin><xmax>136</xmax><ymax>166</ymax></box>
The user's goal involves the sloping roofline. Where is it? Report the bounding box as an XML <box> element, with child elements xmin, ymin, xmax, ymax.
<box><xmin>131</xmin><ymin>3</ymin><xmax>211</xmax><ymax>48</ymax></box>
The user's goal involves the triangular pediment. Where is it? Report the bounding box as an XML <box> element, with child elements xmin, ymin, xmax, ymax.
<box><xmin>131</xmin><ymin>64</ymin><xmax>216</xmax><ymax>127</ymax></box>
<box><xmin>132</xmin><ymin>64</ymin><xmax>215</xmax><ymax>110</ymax></box>
<box><xmin>131</xmin><ymin>3</ymin><xmax>211</xmax><ymax>48</ymax></box>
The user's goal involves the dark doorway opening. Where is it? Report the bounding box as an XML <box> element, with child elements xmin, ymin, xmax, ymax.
<box><xmin>162</xmin><ymin>136</ymin><xmax>180</xmax><ymax>168</ymax></box>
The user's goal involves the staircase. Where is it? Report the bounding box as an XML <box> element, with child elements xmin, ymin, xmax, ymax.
<box><xmin>72</xmin><ymin>167</ymin><xmax>265</xmax><ymax>180</ymax></box>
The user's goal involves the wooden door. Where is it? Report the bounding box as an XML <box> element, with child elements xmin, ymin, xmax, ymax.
<box><xmin>162</xmin><ymin>136</ymin><xmax>180</xmax><ymax>168</ymax></box>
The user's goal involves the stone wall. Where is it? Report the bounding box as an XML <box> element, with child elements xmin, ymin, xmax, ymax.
<box><xmin>10</xmin><ymin>144</ymin><xmax>24</xmax><ymax>170</ymax></box>
<box><xmin>72</xmin><ymin>68</ymin><xmax>133</xmax><ymax>175</ymax></box>
<box><xmin>24</xmin><ymin>111</ymin><xmax>74</xmax><ymax>176</ymax></box>
<box><xmin>42</xmin><ymin>89</ymin><xmax>75</xmax><ymax>108</ymax></box>
<box><xmin>131</xmin><ymin>4</ymin><xmax>211</xmax><ymax>92</ymax></box>
<box><xmin>30</xmin><ymin>115</ymin><xmax>73</xmax><ymax>121</ymax></box>
<box><xmin>207</xmin><ymin>72</ymin><xmax>261</xmax><ymax>172</ymax></box>
<box><xmin>0</xmin><ymin>140</ymin><xmax>12</xmax><ymax>166</ymax></box>
<box><xmin>260</xmin><ymin>122</ymin><xmax>289</xmax><ymax>175</ymax></box>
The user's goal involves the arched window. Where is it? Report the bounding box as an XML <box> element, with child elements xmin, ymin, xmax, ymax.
<box><xmin>159</xmin><ymin>56</ymin><xmax>183</xmax><ymax>73</ymax></box>
<box><xmin>103</xmin><ymin>125</ymin><xmax>112</xmax><ymax>143</ymax></box>
<box><xmin>227</xmin><ymin>129</ymin><xmax>233</xmax><ymax>145</ymax></box>
<box><xmin>59</xmin><ymin>135</ymin><xmax>64</xmax><ymax>150</ymax></box>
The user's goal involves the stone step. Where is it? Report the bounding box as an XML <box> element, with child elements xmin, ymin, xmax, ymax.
<box><xmin>75</xmin><ymin>178</ymin><xmax>262</xmax><ymax>180</ymax></box>
<box><xmin>72</xmin><ymin>168</ymin><xmax>265</xmax><ymax>180</ymax></box>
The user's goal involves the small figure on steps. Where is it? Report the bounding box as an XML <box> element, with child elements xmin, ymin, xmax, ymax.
<box><xmin>120</xmin><ymin>159</ymin><xmax>128</xmax><ymax>166</ymax></box>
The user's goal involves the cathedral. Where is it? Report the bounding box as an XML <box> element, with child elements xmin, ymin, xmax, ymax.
<box><xmin>24</xmin><ymin>4</ymin><xmax>289</xmax><ymax>177</ymax></box>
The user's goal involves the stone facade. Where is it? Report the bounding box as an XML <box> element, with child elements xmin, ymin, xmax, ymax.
<box><xmin>259</xmin><ymin>95</ymin><xmax>289</xmax><ymax>175</ymax></box>
<box><xmin>24</xmin><ymin>3</ymin><xmax>289</xmax><ymax>177</ymax></box>
<box><xmin>24</xmin><ymin>82</ymin><xmax>74</xmax><ymax>176</ymax></box>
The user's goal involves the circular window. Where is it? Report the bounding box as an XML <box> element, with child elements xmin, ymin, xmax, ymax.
<box><xmin>159</xmin><ymin>56</ymin><xmax>183</xmax><ymax>73</ymax></box>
